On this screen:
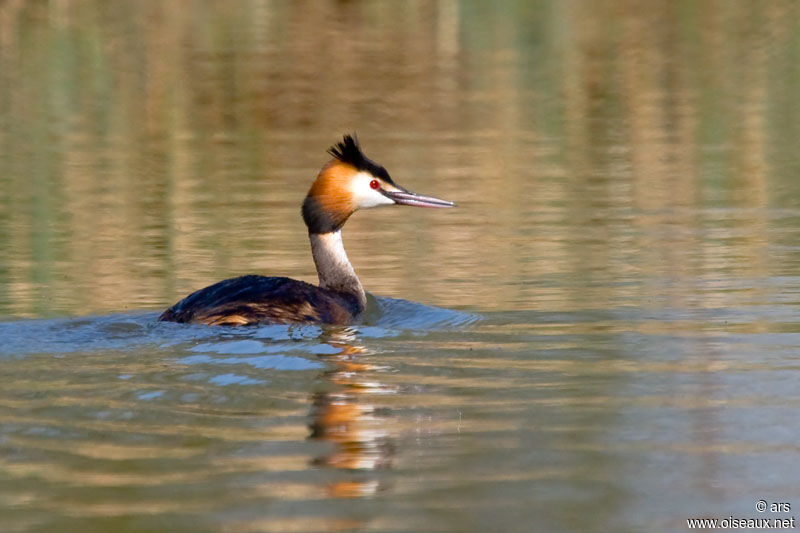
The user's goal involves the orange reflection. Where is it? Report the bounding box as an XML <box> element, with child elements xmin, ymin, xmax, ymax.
<box><xmin>308</xmin><ymin>328</ymin><xmax>394</xmax><ymax>498</ymax></box>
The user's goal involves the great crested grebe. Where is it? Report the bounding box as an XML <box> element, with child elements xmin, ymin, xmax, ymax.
<box><xmin>159</xmin><ymin>135</ymin><xmax>455</xmax><ymax>326</ymax></box>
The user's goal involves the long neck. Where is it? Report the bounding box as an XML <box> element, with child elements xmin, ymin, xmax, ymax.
<box><xmin>309</xmin><ymin>231</ymin><xmax>366</xmax><ymax>311</ymax></box>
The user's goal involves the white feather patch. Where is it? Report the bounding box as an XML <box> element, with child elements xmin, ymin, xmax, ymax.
<box><xmin>350</xmin><ymin>172</ymin><xmax>395</xmax><ymax>209</ymax></box>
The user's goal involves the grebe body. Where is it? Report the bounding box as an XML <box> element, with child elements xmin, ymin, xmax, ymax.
<box><xmin>159</xmin><ymin>135</ymin><xmax>454</xmax><ymax>326</ymax></box>
<box><xmin>158</xmin><ymin>275</ymin><xmax>361</xmax><ymax>326</ymax></box>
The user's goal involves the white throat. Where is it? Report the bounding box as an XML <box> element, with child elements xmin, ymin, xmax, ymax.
<box><xmin>309</xmin><ymin>231</ymin><xmax>366</xmax><ymax>307</ymax></box>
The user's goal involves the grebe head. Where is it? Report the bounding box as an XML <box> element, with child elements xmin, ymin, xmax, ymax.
<box><xmin>302</xmin><ymin>134</ymin><xmax>455</xmax><ymax>234</ymax></box>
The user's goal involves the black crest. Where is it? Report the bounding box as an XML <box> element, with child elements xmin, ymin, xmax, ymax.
<box><xmin>328</xmin><ymin>134</ymin><xmax>394</xmax><ymax>184</ymax></box>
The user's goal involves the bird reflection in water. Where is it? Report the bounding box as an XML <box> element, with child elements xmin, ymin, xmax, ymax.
<box><xmin>308</xmin><ymin>327</ymin><xmax>395</xmax><ymax>498</ymax></box>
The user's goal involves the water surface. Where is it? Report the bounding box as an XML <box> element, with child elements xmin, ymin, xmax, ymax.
<box><xmin>2</xmin><ymin>1</ymin><xmax>800</xmax><ymax>532</ymax></box>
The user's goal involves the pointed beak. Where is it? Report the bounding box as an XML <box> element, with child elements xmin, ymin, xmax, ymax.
<box><xmin>381</xmin><ymin>188</ymin><xmax>456</xmax><ymax>208</ymax></box>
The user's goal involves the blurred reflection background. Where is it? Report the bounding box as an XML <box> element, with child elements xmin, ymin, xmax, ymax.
<box><xmin>0</xmin><ymin>0</ymin><xmax>798</xmax><ymax>319</ymax></box>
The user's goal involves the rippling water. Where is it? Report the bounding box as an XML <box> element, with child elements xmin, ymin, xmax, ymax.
<box><xmin>2</xmin><ymin>1</ymin><xmax>800</xmax><ymax>532</ymax></box>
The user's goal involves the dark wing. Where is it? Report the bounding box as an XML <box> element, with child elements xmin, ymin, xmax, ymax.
<box><xmin>159</xmin><ymin>275</ymin><xmax>359</xmax><ymax>326</ymax></box>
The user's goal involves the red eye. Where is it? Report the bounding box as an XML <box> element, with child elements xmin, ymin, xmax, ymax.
<box><xmin>369</xmin><ymin>179</ymin><xmax>380</xmax><ymax>190</ymax></box>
